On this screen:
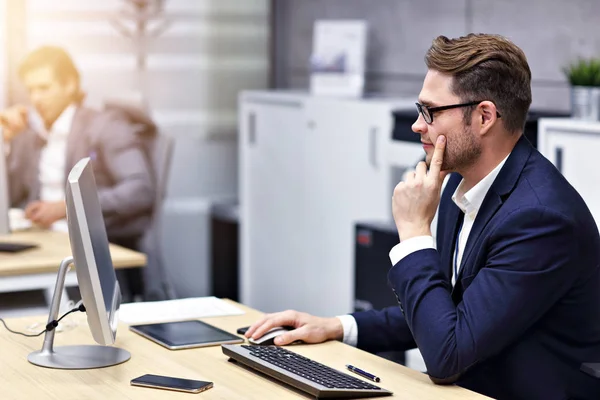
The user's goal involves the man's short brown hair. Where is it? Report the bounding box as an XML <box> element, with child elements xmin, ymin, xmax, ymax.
<box><xmin>425</xmin><ymin>33</ymin><xmax>532</xmax><ymax>133</ymax></box>
<box><xmin>18</xmin><ymin>46</ymin><xmax>80</xmax><ymax>89</ymax></box>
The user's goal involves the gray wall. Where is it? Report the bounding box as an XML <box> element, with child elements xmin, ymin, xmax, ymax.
<box><xmin>272</xmin><ymin>0</ymin><xmax>600</xmax><ymax>111</ymax></box>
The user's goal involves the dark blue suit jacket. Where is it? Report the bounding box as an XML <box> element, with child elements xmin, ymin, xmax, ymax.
<box><xmin>352</xmin><ymin>136</ymin><xmax>600</xmax><ymax>399</ymax></box>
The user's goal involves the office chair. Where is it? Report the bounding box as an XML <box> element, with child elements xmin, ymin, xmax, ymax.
<box><xmin>140</xmin><ymin>133</ymin><xmax>177</xmax><ymax>300</ymax></box>
<box><xmin>103</xmin><ymin>95</ymin><xmax>176</xmax><ymax>300</ymax></box>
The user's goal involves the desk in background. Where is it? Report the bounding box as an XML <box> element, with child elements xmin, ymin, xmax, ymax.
<box><xmin>0</xmin><ymin>230</ymin><xmax>146</xmax><ymax>312</ymax></box>
<box><xmin>0</xmin><ymin>300</ymin><xmax>489</xmax><ymax>399</ymax></box>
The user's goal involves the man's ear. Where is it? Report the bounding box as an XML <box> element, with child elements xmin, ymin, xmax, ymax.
<box><xmin>477</xmin><ymin>101</ymin><xmax>499</xmax><ymax>135</ymax></box>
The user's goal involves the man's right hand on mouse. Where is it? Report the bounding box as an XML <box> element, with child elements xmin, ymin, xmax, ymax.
<box><xmin>245</xmin><ymin>310</ymin><xmax>343</xmax><ymax>346</ymax></box>
<box><xmin>0</xmin><ymin>105</ymin><xmax>28</xmax><ymax>142</ymax></box>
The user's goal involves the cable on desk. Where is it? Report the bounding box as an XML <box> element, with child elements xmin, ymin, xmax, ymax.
<box><xmin>0</xmin><ymin>303</ymin><xmax>86</xmax><ymax>337</ymax></box>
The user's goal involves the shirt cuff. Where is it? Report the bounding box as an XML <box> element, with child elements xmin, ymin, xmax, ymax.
<box><xmin>389</xmin><ymin>236</ymin><xmax>435</xmax><ymax>265</ymax></box>
<box><xmin>336</xmin><ymin>315</ymin><xmax>358</xmax><ymax>347</ymax></box>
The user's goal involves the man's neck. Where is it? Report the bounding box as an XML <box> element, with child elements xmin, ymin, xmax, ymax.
<box><xmin>44</xmin><ymin>120</ymin><xmax>55</xmax><ymax>131</ymax></box>
<box><xmin>43</xmin><ymin>103</ymin><xmax>75</xmax><ymax>131</ymax></box>
<box><xmin>458</xmin><ymin>135</ymin><xmax>520</xmax><ymax>193</ymax></box>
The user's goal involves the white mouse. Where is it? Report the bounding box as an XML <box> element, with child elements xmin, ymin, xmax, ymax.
<box><xmin>248</xmin><ymin>326</ymin><xmax>293</xmax><ymax>346</ymax></box>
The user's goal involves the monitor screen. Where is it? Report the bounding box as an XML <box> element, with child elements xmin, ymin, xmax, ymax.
<box><xmin>77</xmin><ymin>168</ymin><xmax>115</xmax><ymax>312</ymax></box>
<box><xmin>66</xmin><ymin>157</ymin><xmax>121</xmax><ymax>345</ymax></box>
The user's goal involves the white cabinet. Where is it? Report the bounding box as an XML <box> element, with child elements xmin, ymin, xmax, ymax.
<box><xmin>239</xmin><ymin>93</ymin><xmax>307</xmax><ymax>313</ymax></box>
<box><xmin>538</xmin><ymin>119</ymin><xmax>600</xmax><ymax>230</ymax></box>
<box><xmin>239</xmin><ymin>91</ymin><xmax>415</xmax><ymax>316</ymax></box>
<box><xmin>302</xmin><ymin>99</ymin><xmax>394</xmax><ymax>314</ymax></box>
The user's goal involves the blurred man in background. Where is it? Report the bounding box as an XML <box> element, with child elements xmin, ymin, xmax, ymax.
<box><xmin>0</xmin><ymin>46</ymin><xmax>155</xmax><ymax>299</ymax></box>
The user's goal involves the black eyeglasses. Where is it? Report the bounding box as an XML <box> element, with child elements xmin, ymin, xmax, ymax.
<box><xmin>415</xmin><ymin>101</ymin><xmax>501</xmax><ymax>124</ymax></box>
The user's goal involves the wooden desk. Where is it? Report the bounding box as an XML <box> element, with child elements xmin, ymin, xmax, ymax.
<box><xmin>0</xmin><ymin>301</ymin><xmax>490</xmax><ymax>399</ymax></box>
<box><xmin>0</xmin><ymin>230</ymin><xmax>146</xmax><ymax>275</ymax></box>
<box><xmin>0</xmin><ymin>230</ymin><xmax>146</xmax><ymax>304</ymax></box>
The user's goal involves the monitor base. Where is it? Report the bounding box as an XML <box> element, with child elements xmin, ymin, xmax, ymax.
<box><xmin>28</xmin><ymin>256</ymin><xmax>131</xmax><ymax>370</ymax></box>
<box><xmin>28</xmin><ymin>345</ymin><xmax>130</xmax><ymax>369</ymax></box>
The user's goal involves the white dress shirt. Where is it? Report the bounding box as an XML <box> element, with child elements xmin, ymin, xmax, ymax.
<box><xmin>338</xmin><ymin>154</ymin><xmax>510</xmax><ymax>346</ymax></box>
<box><xmin>36</xmin><ymin>105</ymin><xmax>76</xmax><ymax>232</ymax></box>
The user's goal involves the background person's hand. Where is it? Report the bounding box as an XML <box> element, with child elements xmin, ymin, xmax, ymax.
<box><xmin>25</xmin><ymin>200</ymin><xmax>67</xmax><ymax>229</ymax></box>
<box><xmin>245</xmin><ymin>310</ymin><xmax>344</xmax><ymax>346</ymax></box>
<box><xmin>0</xmin><ymin>105</ymin><xmax>28</xmax><ymax>142</ymax></box>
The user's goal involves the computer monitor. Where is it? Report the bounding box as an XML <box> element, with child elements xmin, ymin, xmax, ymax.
<box><xmin>66</xmin><ymin>157</ymin><xmax>122</xmax><ymax>345</ymax></box>
<box><xmin>28</xmin><ymin>157</ymin><xmax>130</xmax><ymax>369</ymax></box>
<box><xmin>0</xmin><ymin>134</ymin><xmax>10</xmax><ymax>234</ymax></box>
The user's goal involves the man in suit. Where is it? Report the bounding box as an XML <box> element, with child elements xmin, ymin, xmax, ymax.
<box><xmin>1</xmin><ymin>46</ymin><xmax>155</xmax><ymax>299</ymax></box>
<box><xmin>0</xmin><ymin>46</ymin><xmax>155</xmax><ymax>248</ymax></box>
<box><xmin>245</xmin><ymin>34</ymin><xmax>600</xmax><ymax>399</ymax></box>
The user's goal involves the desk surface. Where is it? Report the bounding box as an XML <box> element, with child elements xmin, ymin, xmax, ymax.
<box><xmin>0</xmin><ymin>300</ymin><xmax>489</xmax><ymax>399</ymax></box>
<box><xmin>0</xmin><ymin>230</ymin><xmax>146</xmax><ymax>276</ymax></box>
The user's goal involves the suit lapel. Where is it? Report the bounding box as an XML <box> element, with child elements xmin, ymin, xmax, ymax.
<box><xmin>441</xmin><ymin>203</ymin><xmax>463</xmax><ymax>281</ymax></box>
<box><xmin>28</xmin><ymin>133</ymin><xmax>46</xmax><ymax>202</ymax></box>
<box><xmin>455</xmin><ymin>192</ymin><xmax>502</xmax><ymax>284</ymax></box>
<box><xmin>438</xmin><ymin>174</ymin><xmax>463</xmax><ymax>281</ymax></box>
<box><xmin>453</xmin><ymin>135</ymin><xmax>534</xmax><ymax>284</ymax></box>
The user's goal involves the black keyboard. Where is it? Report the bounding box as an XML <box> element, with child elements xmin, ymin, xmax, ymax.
<box><xmin>222</xmin><ymin>344</ymin><xmax>392</xmax><ymax>398</ymax></box>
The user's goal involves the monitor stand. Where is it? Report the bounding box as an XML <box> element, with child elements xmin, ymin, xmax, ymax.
<box><xmin>581</xmin><ymin>363</ymin><xmax>600</xmax><ymax>379</ymax></box>
<box><xmin>28</xmin><ymin>256</ymin><xmax>130</xmax><ymax>369</ymax></box>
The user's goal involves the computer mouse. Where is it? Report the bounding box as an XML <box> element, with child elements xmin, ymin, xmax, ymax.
<box><xmin>248</xmin><ymin>326</ymin><xmax>294</xmax><ymax>346</ymax></box>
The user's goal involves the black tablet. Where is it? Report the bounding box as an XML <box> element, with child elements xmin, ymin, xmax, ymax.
<box><xmin>129</xmin><ymin>320</ymin><xmax>244</xmax><ymax>350</ymax></box>
<box><xmin>0</xmin><ymin>242</ymin><xmax>38</xmax><ymax>253</ymax></box>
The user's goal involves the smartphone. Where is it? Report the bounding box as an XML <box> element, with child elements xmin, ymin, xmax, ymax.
<box><xmin>131</xmin><ymin>374</ymin><xmax>213</xmax><ymax>393</ymax></box>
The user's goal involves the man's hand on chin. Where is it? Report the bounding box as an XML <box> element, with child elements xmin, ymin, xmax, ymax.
<box><xmin>25</xmin><ymin>200</ymin><xmax>67</xmax><ymax>228</ymax></box>
<box><xmin>392</xmin><ymin>135</ymin><xmax>448</xmax><ymax>242</ymax></box>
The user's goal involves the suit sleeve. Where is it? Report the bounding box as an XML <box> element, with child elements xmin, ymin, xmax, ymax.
<box><xmin>346</xmin><ymin>175</ymin><xmax>460</xmax><ymax>355</ymax></box>
<box><xmin>96</xmin><ymin>118</ymin><xmax>155</xmax><ymax>217</ymax></box>
<box><xmin>6</xmin><ymin>140</ymin><xmax>22</xmax><ymax>207</ymax></box>
<box><xmin>389</xmin><ymin>207</ymin><xmax>580</xmax><ymax>383</ymax></box>
<box><xmin>350</xmin><ymin>306</ymin><xmax>417</xmax><ymax>353</ymax></box>
<box><xmin>5</xmin><ymin>129</ymin><xmax>35</xmax><ymax>208</ymax></box>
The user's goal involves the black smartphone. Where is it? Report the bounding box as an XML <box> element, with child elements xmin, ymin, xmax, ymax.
<box><xmin>130</xmin><ymin>374</ymin><xmax>213</xmax><ymax>393</ymax></box>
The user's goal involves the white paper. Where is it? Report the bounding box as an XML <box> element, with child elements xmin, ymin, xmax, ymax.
<box><xmin>310</xmin><ymin>20</ymin><xmax>368</xmax><ymax>98</ymax></box>
<box><xmin>8</xmin><ymin>208</ymin><xmax>32</xmax><ymax>231</ymax></box>
<box><xmin>119</xmin><ymin>296</ymin><xmax>245</xmax><ymax>324</ymax></box>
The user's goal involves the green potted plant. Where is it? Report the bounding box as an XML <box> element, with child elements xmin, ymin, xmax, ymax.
<box><xmin>563</xmin><ymin>58</ymin><xmax>600</xmax><ymax>121</ymax></box>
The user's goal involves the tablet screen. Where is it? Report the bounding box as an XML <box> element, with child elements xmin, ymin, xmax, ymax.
<box><xmin>130</xmin><ymin>320</ymin><xmax>244</xmax><ymax>350</ymax></box>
